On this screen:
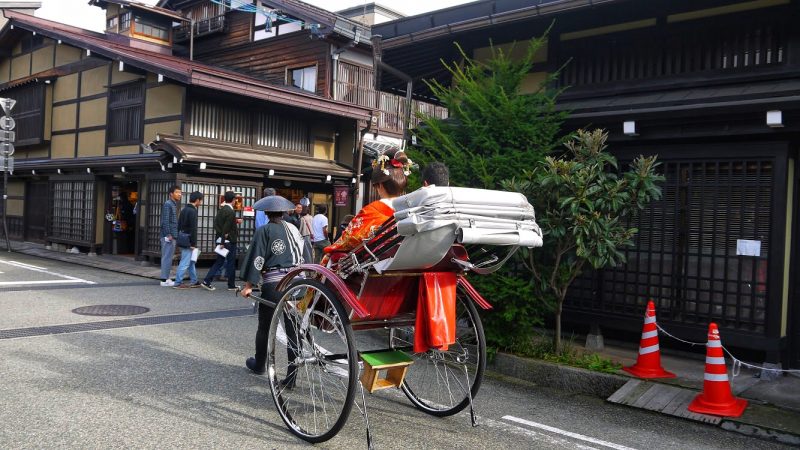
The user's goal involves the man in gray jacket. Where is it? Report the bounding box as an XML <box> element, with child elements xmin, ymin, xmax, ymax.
<box><xmin>159</xmin><ymin>185</ymin><xmax>182</xmax><ymax>287</ymax></box>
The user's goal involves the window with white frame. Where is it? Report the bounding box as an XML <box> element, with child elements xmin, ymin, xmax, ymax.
<box><xmin>289</xmin><ymin>65</ymin><xmax>316</xmax><ymax>92</ymax></box>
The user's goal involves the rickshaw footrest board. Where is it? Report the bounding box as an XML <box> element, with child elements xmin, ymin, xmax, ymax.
<box><xmin>360</xmin><ymin>350</ymin><xmax>413</xmax><ymax>393</ymax></box>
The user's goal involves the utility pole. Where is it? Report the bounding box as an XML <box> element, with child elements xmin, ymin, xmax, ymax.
<box><xmin>0</xmin><ymin>97</ymin><xmax>16</xmax><ymax>252</ymax></box>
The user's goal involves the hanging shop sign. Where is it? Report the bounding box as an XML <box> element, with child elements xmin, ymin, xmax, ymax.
<box><xmin>334</xmin><ymin>184</ymin><xmax>349</xmax><ymax>207</ymax></box>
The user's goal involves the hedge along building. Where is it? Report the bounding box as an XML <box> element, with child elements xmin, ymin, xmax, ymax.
<box><xmin>373</xmin><ymin>0</ymin><xmax>800</xmax><ymax>369</ymax></box>
<box><xmin>0</xmin><ymin>5</ymin><xmax>371</xmax><ymax>260</ymax></box>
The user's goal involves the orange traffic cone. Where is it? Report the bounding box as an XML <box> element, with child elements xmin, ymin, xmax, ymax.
<box><xmin>623</xmin><ymin>300</ymin><xmax>676</xmax><ymax>379</ymax></box>
<box><xmin>687</xmin><ymin>323</ymin><xmax>748</xmax><ymax>417</ymax></box>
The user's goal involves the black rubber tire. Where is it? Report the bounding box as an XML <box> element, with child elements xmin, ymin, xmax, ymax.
<box><xmin>267</xmin><ymin>278</ymin><xmax>358</xmax><ymax>443</ymax></box>
<box><xmin>396</xmin><ymin>289</ymin><xmax>487</xmax><ymax>417</ymax></box>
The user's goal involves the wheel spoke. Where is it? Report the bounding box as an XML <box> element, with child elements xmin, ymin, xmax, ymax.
<box><xmin>267</xmin><ymin>280</ymin><xmax>357</xmax><ymax>442</ymax></box>
<box><xmin>390</xmin><ymin>291</ymin><xmax>485</xmax><ymax>416</ymax></box>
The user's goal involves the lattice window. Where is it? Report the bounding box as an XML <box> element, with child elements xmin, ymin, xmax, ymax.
<box><xmin>254</xmin><ymin>112</ymin><xmax>309</xmax><ymax>154</ymax></box>
<box><xmin>49</xmin><ymin>181</ymin><xmax>95</xmax><ymax>243</ymax></box>
<box><xmin>189</xmin><ymin>100</ymin><xmax>251</xmax><ymax>145</ymax></box>
<box><xmin>566</xmin><ymin>159</ymin><xmax>773</xmax><ymax>334</ymax></box>
<box><xmin>335</xmin><ymin>62</ymin><xmax>376</xmax><ymax>107</ymax></box>
<box><xmin>560</xmin><ymin>21</ymin><xmax>785</xmax><ymax>88</ymax></box>
<box><xmin>108</xmin><ymin>82</ymin><xmax>144</xmax><ymax>145</ymax></box>
<box><xmin>148</xmin><ymin>180</ymin><xmax>258</xmax><ymax>255</ymax></box>
<box><xmin>6</xmin><ymin>83</ymin><xmax>44</xmax><ymax>146</ymax></box>
<box><xmin>145</xmin><ymin>179</ymin><xmax>174</xmax><ymax>253</ymax></box>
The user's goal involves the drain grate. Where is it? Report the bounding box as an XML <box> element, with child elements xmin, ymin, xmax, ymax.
<box><xmin>72</xmin><ymin>305</ymin><xmax>150</xmax><ymax>316</ymax></box>
<box><xmin>0</xmin><ymin>308</ymin><xmax>253</xmax><ymax>340</ymax></box>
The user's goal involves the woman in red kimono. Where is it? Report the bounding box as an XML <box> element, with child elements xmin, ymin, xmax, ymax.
<box><xmin>322</xmin><ymin>150</ymin><xmax>412</xmax><ymax>261</ymax></box>
<box><xmin>324</xmin><ymin>150</ymin><xmax>456</xmax><ymax>353</ymax></box>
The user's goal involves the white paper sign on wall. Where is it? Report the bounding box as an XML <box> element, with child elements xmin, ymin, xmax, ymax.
<box><xmin>736</xmin><ymin>239</ymin><xmax>761</xmax><ymax>257</ymax></box>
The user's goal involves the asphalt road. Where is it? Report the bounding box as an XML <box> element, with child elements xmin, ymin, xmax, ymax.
<box><xmin>0</xmin><ymin>253</ymin><xmax>791</xmax><ymax>449</ymax></box>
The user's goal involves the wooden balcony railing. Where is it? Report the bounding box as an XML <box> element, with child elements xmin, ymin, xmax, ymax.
<box><xmin>334</xmin><ymin>61</ymin><xmax>447</xmax><ymax>135</ymax></box>
<box><xmin>174</xmin><ymin>14</ymin><xmax>227</xmax><ymax>42</ymax></box>
<box><xmin>334</xmin><ymin>80</ymin><xmax>448</xmax><ymax>135</ymax></box>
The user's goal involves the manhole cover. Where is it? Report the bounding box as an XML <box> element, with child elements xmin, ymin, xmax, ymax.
<box><xmin>72</xmin><ymin>305</ymin><xmax>150</xmax><ymax>316</ymax></box>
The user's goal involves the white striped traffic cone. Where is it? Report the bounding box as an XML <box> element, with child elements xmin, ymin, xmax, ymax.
<box><xmin>687</xmin><ymin>323</ymin><xmax>748</xmax><ymax>417</ymax></box>
<box><xmin>623</xmin><ymin>300</ymin><xmax>676</xmax><ymax>379</ymax></box>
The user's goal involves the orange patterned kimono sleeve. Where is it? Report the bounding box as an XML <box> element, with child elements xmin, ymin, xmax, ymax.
<box><xmin>323</xmin><ymin>201</ymin><xmax>394</xmax><ymax>258</ymax></box>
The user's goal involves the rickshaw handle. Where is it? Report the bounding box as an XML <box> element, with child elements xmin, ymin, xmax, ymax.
<box><xmin>275</xmin><ymin>264</ymin><xmax>371</xmax><ymax>319</ymax></box>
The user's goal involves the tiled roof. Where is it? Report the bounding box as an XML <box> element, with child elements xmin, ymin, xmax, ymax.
<box><xmin>1</xmin><ymin>10</ymin><xmax>372</xmax><ymax>120</ymax></box>
<box><xmin>89</xmin><ymin>0</ymin><xmax>189</xmax><ymax>22</ymax></box>
<box><xmin>157</xmin><ymin>0</ymin><xmax>370</xmax><ymax>42</ymax></box>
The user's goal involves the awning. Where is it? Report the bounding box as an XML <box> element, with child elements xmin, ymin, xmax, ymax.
<box><xmin>363</xmin><ymin>141</ymin><xmax>400</xmax><ymax>159</ymax></box>
<box><xmin>0</xmin><ymin>67</ymin><xmax>66</xmax><ymax>92</ymax></box>
<box><xmin>152</xmin><ymin>137</ymin><xmax>355</xmax><ymax>181</ymax></box>
<box><xmin>558</xmin><ymin>78</ymin><xmax>800</xmax><ymax>119</ymax></box>
<box><xmin>13</xmin><ymin>152</ymin><xmax>166</xmax><ymax>173</ymax></box>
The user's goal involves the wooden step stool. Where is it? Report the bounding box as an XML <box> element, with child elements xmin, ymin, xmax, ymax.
<box><xmin>360</xmin><ymin>350</ymin><xmax>414</xmax><ymax>393</ymax></box>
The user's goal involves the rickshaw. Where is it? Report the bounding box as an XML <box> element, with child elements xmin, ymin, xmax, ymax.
<box><xmin>247</xmin><ymin>186</ymin><xmax>542</xmax><ymax>447</ymax></box>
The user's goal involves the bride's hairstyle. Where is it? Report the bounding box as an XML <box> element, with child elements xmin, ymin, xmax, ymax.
<box><xmin>370</xmin><ymin>149</ymin><xmax>412</xmax><ymax>196</ymax></box>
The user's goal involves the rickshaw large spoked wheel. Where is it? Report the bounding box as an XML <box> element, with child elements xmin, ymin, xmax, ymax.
<box><xmin>267</xmin><ymin>278</ymin><xmax>358</xmax><ymax>443</ymax></box>
<box><xmin>389</xmin><ymin>287</ymin><xmax>486</xmax><ymax>416</ymax></box>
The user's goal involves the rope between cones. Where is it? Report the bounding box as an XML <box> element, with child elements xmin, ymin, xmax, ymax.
<box><xmin>651</xmin><ymin>316</ymin><xmax>800</xmax><ymax>375</ymax></box>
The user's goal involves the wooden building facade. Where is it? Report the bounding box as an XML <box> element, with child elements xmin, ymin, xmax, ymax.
<box><xmin>159</xmin><ymin>0</ymin><xmax>446</xmax><ymax>138</ymax></box>
<box><xmin>373</xmin><ymin>0</ymin><xmax>800</xmax><ymax>368</ymax></box>
<box><xmin>0</xmin><ymin>4</ymin><xmax>370</xmax><ymax>259</ymax></box>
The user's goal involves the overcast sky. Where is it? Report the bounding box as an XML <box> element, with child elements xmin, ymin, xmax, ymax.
<box><xmin>34</xmin><ymin>0</ymin><xmax>473</xmax><ymax>31</ymax></box>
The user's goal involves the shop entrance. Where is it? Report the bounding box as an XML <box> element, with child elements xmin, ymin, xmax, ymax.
<box><xmin>105</xmin><ymin>180</ymin><xmax>139</xmax><ymax>255</ymax></box>
<box><xmin>24</xmin><ymin>181</ymin><xmax>48</xmax><ymax>243</ymax></box>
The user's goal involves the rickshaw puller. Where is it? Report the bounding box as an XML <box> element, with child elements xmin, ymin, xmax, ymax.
<box><xmin>240</xmin><ymin>195</ymin><xmax>304</xmax><ymax>383</ymax></box>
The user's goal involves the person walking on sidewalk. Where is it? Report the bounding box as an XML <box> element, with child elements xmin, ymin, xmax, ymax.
<box><xmin>285</xmin><ymin>203</ymin><xmax>302</xmax><ymax>229</ymax></box>
<box><xmin>159</xmin><ymin>185</ymin><xmax>182</xmax><ymax>287</ymax></box>
<box><xmin>202</xmin><ymin>191</ymin><xmax>239</xmax><ymax>291</ymax></box>
<box><xmin>298</xmin><ymin>205</ymin><xmax>314</xmax><ymax>264</ymax></box>
<box><xmin>173</xmin><ymin>191</ymin><xmax>204</xmax><ymax>290</ymax></box>
<box><xmin>311</xmin><ymin>204</ymin><xmax>330</xmax><ymax>263</ymax></box>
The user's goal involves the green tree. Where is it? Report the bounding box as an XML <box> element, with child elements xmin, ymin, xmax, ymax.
<box><xmin>412</xmin><ymin>33</ymin><xmax>567</xmax><ymax>189</ymax></box>
<box><xmin>505</xmin><ymin>129</ymin><xmax>664</xmax><ymax>351</ymax></box>
<box><xmin>410</xmin><ymin>33</ymin><xmax>567</xmax><ymax>350</ymax></box>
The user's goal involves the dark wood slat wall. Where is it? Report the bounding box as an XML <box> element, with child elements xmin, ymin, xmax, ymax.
<box><xmin>560</xmin><ymin>20</ymin><xmax>786</xmax><ymax>89</ymax></box>
<box><xmin>6</xmin><ymin>83</ymin><xmax>45</xmax><ymax>146</ymax></box>
<box><xmin>194</xmin><ymin>31</ymin><xmax>330</xmax><ymax>97</ymax></box>
<box><xmin>187</xmin><ymin>10</ymin><xmax>252</xmax><ymax>53</ymax></box>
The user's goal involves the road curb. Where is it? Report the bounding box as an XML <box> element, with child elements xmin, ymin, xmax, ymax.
<box><xmin>488</xmin><ymin>352</ymin><xmax>800</xmax><ymax>445</ymax></box>
<box><xmin>487</xmin><ymin>352</ymin><xmax>628</xmax><ymax>398</ymax></box>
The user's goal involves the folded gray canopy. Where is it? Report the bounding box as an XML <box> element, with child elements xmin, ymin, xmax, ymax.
<box><xmin>372</xmin><ymin>186</ymin><xmax>543</xmax><ymax>272</ymax></box>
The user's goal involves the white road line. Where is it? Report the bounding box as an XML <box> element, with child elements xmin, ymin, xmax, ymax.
<box><xmin>377</xmin><ymin>389</ymin><xmax>597</xmax><ymax>449</ymax></box>
<box><xmin>0</xmin><ymin>280</ymin><xmax>91</xmax><ymax>286</ymax></box>
<box><xmin>0</xmin><ymin>260</ymin><xmax>95</xmax><ymax>285</ymax></box>
<box><xmin>485</xmin><ymin>415</ymin><xmax>598</xmax><ymax>449</ymax></box>
<box><xmin>503</xmin><ymin>416</ymin><xmax>638</xmax><ymax>450</ymax></box>
<box><xmin>3</xmin><ymin>260</ymin><xmax>48</xmax><ymax>270</ymax></box>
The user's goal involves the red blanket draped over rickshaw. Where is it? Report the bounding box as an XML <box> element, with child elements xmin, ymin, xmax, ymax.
<box><xmin>325</xmin><ymin>199</ymin><xmax>457</xmax><ymax>352</ymax></box>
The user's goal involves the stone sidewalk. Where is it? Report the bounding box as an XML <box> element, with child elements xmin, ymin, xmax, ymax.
<box><xmin>599</xmin><ymin>341</ymin><xmax>800</xmax><ymax>412</ymax></box>
<box><xmin>4</xmin><ymin>241</ymin><xmax>162</xmax><ymax>279</ymax></box>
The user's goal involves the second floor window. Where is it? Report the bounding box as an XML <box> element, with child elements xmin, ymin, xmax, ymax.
<box><xmin>253</xmin><ymin>2</ymin><xmax>304</xmax><ymax>41</ymax></box>
<box><xmin>133</xmin><ymin>16</ymin><xmax>170</xmax><ymax>41</ymax></box>
<box><xmin>119</xmin><ymin>12</ymin><xmax>131</xmax><ymax>31</ymax></box>
<box><xmin>289</xmin><ymin>66</ymin><xmax>316</xmax><ymax>93</ymax></box>
<box><xmin>6</xmin><ymin>83</ymin><xmax>45</xmax><ymax>146</ymax></box>
<box><xmin>106</xmin><ymin>16</ymin><xmax>118</xmax><ymax>31</ymax></box>
<box><xmin>108</xmin><ymin>83</ymin><xmax>144</xmax><ymax>145</ymax></box>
